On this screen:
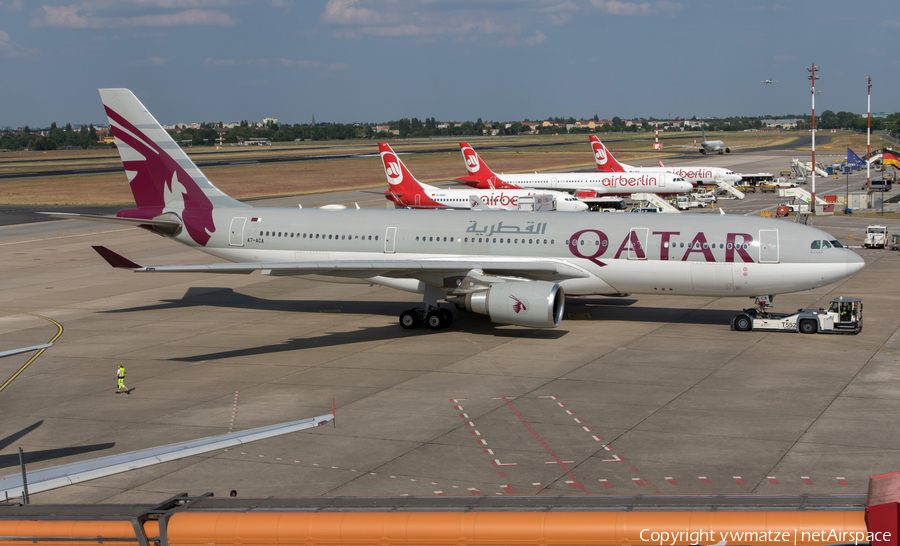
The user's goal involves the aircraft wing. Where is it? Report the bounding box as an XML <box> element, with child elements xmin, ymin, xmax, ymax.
<box><xmin>0</xmin><ymin>413</ymin><xmax>334</xmax><ymax>500</ymax></box>
<box><xmin>0</xmin><ymin>344</ymin><xmax>53</xmax><ymax>358</ymax></box>
<box><xmin>92</xmin><ymin>246</ymin><xmax>590</xmax><ymax>282</ymax></box>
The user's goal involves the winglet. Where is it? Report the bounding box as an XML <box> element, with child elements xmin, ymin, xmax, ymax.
<box><xmin>92</xmin><ymin>246</ymin><xmax>143</xmax><ymax>269</ymax></box>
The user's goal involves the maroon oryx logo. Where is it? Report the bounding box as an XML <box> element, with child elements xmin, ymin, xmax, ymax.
<box><xmin>510</xmin><ymin>294</ymin><xmax>527</xmax><ymax>314</ymax></box>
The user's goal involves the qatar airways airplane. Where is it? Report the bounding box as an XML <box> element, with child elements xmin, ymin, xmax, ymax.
<box><xmin>378</xmin><ymin>142</ymin><xmax>587</xmax><ymax>211</ymax></box>
<box><xmin>589</xmin><ymin>136</ymin><xmax>742</xmax><ymax>186</ymax></box>
<box><xmin>674</xmin><ymin>129</ymin><xmax>745</xmax><ymax>154</ymax></box>
<box><xmin>48</xmin><ymin>89</ymin><xmax>864</xmax><ymax>332</ymax></box>
<box><xmin>455</xmin><ymin>143</ymin><xmax>693</xmax><ymax>196</ymax></box>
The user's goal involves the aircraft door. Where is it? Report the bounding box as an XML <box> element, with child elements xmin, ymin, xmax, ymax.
<box><xmin>229</xmin><ymin>217</ymin><xmax>246</xmax><ymax>247</ymax></box>
<box><xmin>551</xmin><ymin>177</ymin><xmax>558</xmax><ymax>189</ymax></box>
<box><xmin>628</xmin><ymin>228</ymin><xmax>648</xmax><ymax>260</ymax></box>
<box><xmin>414</xmin><ymin>194</ymin><xmax>420</xmax><ymax>207</ymax></box>
<box><xmin>384</xmin><ymin>227</ymin><xmax>397</xmax><ymax>253</ymax></box>
<box><xmin>658</xmin><ymin>174</ymin><xmax>666</xmax><ymax>188</ymax></box>
<box><xmin>759</xmin><ymin>230</ymin><xmax>779</xmax><ymax>263</ymax></box>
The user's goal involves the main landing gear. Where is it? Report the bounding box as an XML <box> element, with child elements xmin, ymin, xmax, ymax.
<box><xmin>399</xmin><ymin>307</ymin><xmax>454</xmax><ymax>330</ymax></box>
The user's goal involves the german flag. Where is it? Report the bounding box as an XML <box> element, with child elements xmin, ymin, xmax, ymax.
<box><xmin>885</xmin><ymin>149</ymin><xmax>900</xmax><ymax>168</ymax></box>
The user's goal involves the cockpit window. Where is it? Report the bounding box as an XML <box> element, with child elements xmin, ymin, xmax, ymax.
<box><xmin>830</xmin><ymin>240</ymin><xmax>843</xmax><ymax>248</ymax></box>
<box><xmin>822</xmin><ymin>240</ymin><xmax>832</xmax><ymax>249</ymax></box>
<box><xmin>810</xmin><ymin>240</ymin><xmax>821</xmax><ymax>250</ymax></box>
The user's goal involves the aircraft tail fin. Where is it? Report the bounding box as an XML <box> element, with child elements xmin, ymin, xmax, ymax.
<box><xmin>456</xmin><ymin>143</ymin><xmax>518</xmax><ymax>189</ymax></box>
<box><xmin>99</xmin><ymin>89</ymin><xmax>248</xmax><ymax>246</ymax></box>
<box><xmin>378</xmin><ymin>143</ymin><xmax>431</xmax><ymax>205</ymax></box>
<box><xmin>659</xmin><ymin>160</ymin><xmax>666</xmax><ymax>168</ymax></box>
<box><xmin>469</xmin><ymin>195</ymin><xmax>490</xmax><ymax>210</ymax></box>
<box><xmin>589</xmin><ymin>135</ymin><xmax>627</xmax><ymax>173</ymax></box>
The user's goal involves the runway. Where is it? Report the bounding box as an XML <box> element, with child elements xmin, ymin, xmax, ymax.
<box><xmin>0</xmin><ymin>148</ymin><xmax>898</xmax><ymax>504</ymax></box>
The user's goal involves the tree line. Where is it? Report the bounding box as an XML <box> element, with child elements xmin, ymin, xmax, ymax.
<box><xmin>3</xmin><ymin>112</ymin><xmax>898</xmax><ymax>150</ymax></box>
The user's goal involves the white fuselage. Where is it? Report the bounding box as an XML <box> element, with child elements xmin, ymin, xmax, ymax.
<box><xmin>485</xmin><ymin>172</ymin><xmax>693</xmax><ymax>196</ymax></box>
<box><xmin>415</xmin><ymin>182</ymin><xmax>588</xmax><ymax>211</ymax></box>
<box><xmin>191</xmin><ymin>207</ymin><xmax>863</xmax><ymax>298</ymax></box>
<box><xmin>618</xmin><ymin>165</ymin><xmax>741</xmax><ymax>186</ymax></box>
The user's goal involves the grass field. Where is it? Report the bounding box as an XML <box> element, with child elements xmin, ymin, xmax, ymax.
<box><xmin>0</xmin><ymin>131</ymin><xmax>822</xmax><ymax>206</ymax></box>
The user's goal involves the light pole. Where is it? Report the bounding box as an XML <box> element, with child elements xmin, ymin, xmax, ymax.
<box><xmin>808</xmin><ymin>64</ymin><xmax>820</xmax><ymax>210</ymax></box>
<box><xmin>867</xmin><ymin>75</ymin><xmax>872</xmax><ymax>191</ymax></box>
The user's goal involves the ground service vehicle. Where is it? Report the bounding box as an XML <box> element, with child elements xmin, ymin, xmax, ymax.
<box><xmin>675</xmin><ymin>195</ymin><xmax>706</xmax><ymax>210</ymax></box>
<box><xmin>865</xmin><ymin>225</ymin><xmax>888</xmax><ymax>248</ymax></box>
<box><xmin>731</xmin><ymin>297</ymin><xmax>862</xmax><ymax>334</ymax></box>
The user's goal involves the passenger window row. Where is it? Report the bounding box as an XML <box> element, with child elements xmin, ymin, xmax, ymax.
<box><xmin>259</xmin><ymin>231</ymin><xmax>378</xmax><ymax>241</ymax></box>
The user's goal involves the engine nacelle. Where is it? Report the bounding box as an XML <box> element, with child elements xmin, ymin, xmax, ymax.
<box><xmin>463</xmin><ymin>281</ymin><xmax>565</xmax><ymax>328</ymax></box>
<box><xmin>725</xmin><ymin>147</ymin><xmax>731</xmax><ymax>153</ymax></box>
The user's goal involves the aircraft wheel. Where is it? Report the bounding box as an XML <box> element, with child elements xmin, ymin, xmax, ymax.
<box><xmin>399</xmin><ymin>310</ymin><xmax>420</xmax><ymax>330</ymax></box>
<box><xmin>439</xmin><ymin>308</ymin><xmax>454</xmax><ymax>326</ymax></box>
<box><xmin>733</xmin><ymin>315</ymin><xmax>752</xmax><ymax>332</ymax></box>
<box><xmin>799</xmin><ymin>319</ymin><xmax>817</xmax><ymax>334</ymax></box>
<box><xmin>425</xmin><ymin>311</ymin><xmax>446</xmax><ymax>330</ymax></box>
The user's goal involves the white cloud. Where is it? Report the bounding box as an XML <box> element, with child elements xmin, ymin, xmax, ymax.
<box><xmin>321</xmin><ymin>0</ymin><xmax>388</xmax><ymax>25</ymax></box>
<box><xmin>885</xmin><ymin>18</ymin><xmax>900</xmax><ymax>29</ymax></box>
<box><xmin>203</xmin><ymin>57</ymin><xmax>235</xmax><ymax>66</ymax></box>
<box><xmin>279</xmin><ymin>57</ymin><xmax>349</xmax><ymax>71</ymax></box>
<box><xmin>589</xmin><ymin>0</ymin><xmax>681</xmax><ymax>16</ymax></box>
<box><xmin>1</xmin><ymin>0</ymin><xmax>24</xmax><ymax>11</ymax></box>
<box><xmin>0</xmin><ymin>29</ymin><xmax>39</xmax><ymax>57</ymax></box>
<box><xmin>31</xmin><ymin>4</ymin><xmax>236</xmax><ymax>28</ymax></box>
<box><xmin>149</xmin><ymin>55</ymin><xmax>168</xmax><ymax>64</ymax></box>
<box><xmin>526</xmin><ymin>29</ymin><xmax>545</xmax><ymax>45</ymax></box>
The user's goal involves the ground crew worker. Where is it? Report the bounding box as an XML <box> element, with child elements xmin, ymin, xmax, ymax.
<box><xmin>115</xmin><ymin>363</ymin><xmax>129</xmax><ymax>394</ymax></box>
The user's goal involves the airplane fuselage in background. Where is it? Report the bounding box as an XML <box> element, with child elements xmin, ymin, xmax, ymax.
<box><xmin>458</xmin><ymin>172</ymin><xmax>692</xmax><ymax>195</ymax></box>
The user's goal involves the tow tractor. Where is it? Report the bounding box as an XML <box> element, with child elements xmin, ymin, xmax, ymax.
<box><xmin>865</xmin><ymin>225</ymin><xmax>888</xmax><ymax>249</ymax></box>
<box><xmin>731</xmin><ymin>296</ymin><xmax>863</xmax><ymax>334</ymax></box>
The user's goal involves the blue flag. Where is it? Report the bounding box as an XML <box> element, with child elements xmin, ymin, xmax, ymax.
<box><xmin>847</xmin><ymin>148</ymin><xmax>866</xmax><ymax>166</ymax></box>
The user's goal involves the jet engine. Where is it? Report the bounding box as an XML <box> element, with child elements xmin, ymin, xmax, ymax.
<box><xmin>725</xmin><ymin>148</ymin><xmax>731</xmax><ymax>153</ymax></box>
<box><xmin>461</xmin><ymin>281</ymin><xmax>565</xmax><ymax>328</ymax></box>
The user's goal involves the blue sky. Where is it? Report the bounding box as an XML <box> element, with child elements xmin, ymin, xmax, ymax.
<box><xmin>1</xmin><ymin>0</ymin><xmax>898</xmax><ymax>127</ymax></box>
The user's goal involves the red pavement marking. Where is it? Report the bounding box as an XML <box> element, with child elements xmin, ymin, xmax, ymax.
<box><xmin>459</xmin><ymin>413</ymin><xmax>468</xmax><ymax>418</ymax></box>
<box><xmin>733</xmin><ymin>476</ymin><xmax>745</xmax><ymax>485</ymax></box>
<box><xmin>573</xmin><ymin>418</ymin><xmax>584</xmax><ymax>423</ymax></box>
<box><xmin>630</xmin><ymin>467</ymin><xmax>639</xmax><ymax>473</ymax></box>
<box><xmin>467</xmin><ymin>422</ymin><xmax>475</xmax><ymax>427</ymax></box>
<box><xmin>501</xmin><ymin>397</ymin><xmax>589</xmax><ymax>494</ymax></box>
<box><xmin>483</xmin><ymin>449</ymin><xmax>494</xmax><ymax>455</ymax></box>
<box><xmin>454</xmin><ymin>406</ymin><xmax>463</xmax><ymax>410</ymax></box>
<box><xmin>477</xmin><ymin>439</ymin><xmax>487</xmax><ymax>445</ymax></box>
<box><xmin>583</xmin><ymin>426</ymin><xmax>593</xmax><ymax>432</ymax></box>
<box><xmin>599</xmin><ymin>479</ymin><xmax>613</xmax><ymax>488</ymax></box>
<box><xmin>632</xmin><ymin>478</ymin><xmax>645</xmax><ymax>487</ymax></box>
<box><xmin>468</xmin><ymin>488</ymin><xmax>481</xmax><ymax>496</ymax></box>
<box><xmin>449</xmin><ymin>398</ymin><xmax>468</xmax><ymax>403</ymax></box>
<box><xmin>502</xmin><ymin>484</ymin><xmax>515</xmax><ymax>494</ymax></box>
<box><xmin>602</xmin><ymin>454</ymin><xmax>624</xmax><ymax>462</ymax></box>
<box><xmin>565</xmin><ymin>410</ymin><xmax>575</xmax><ymax>415</ymax></box>
<box><xmin>837</xmin><ymin>477</ymin><xmax>848</xmax><ymax>486</ymax></box>
<box><xmin>470</xmin><ymin>430</ymin><xmax>481</xmax><ymax>436</ymax></box>
<box><xmin>666</xmin><ymin>477</ymin><xmax>678</xmax><ymax>486</ymax></box>
<box><xmin>768</xmin><ymin>476</ymin><xmax>779</xmax><ymax>485</ymax></box>
<box><xmin>802</xmin><ymin>476</ymin><xmax>814</xmax><ymax>485</ymax></box>
<box><xmin>498</xmin><ymin>472</ymin><xmax>507</xmax><ymax>479</ymax></box>
<box><xmin>537</xmin><ymin>395</ymin><xmax>559</xmax><ymax>400</ymax></box>
<box><xmin>699</xmin><ymin>477</ymin><xmax>711</xmax><ymax>485</ymax></box>
<box><xmin>435</xmin><ymin>491</ymin><xmax>445</xmax><ymax>496</ymax></box>
<box><xmin>592</xmin><ymin>435</ymin><xmax>603</xmax><ymax>441</ymax></box>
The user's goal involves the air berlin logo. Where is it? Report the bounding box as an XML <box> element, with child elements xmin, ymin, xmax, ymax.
<box><xmin>382</xmin><ymin>153</ymin><xmax>403</xmax><ymax>185</ymax></box>
<box><xmin>592</xmin><ymin>142</ymin><xmax>608</xmax><ymax>164</ymax></box>
<box><xmin>463</xmin><ymin>148</ymin><xmax>480</xmax><ymax>173</ymax></box>
<box><xmin>510</xmin><ymin>294</ymin><xmax>528</xmax><ymax>314</ymax></box>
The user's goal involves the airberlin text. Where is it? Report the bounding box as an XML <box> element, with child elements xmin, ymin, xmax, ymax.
<box><xmin>569</xmin><ymin>230</ymin><xmax>755</xmax><ymax>266</ymax></box>
<box><xmin>604</xmin><ymin>175</ymin><xmax>659</xmax><ymax>187</ymax></box>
